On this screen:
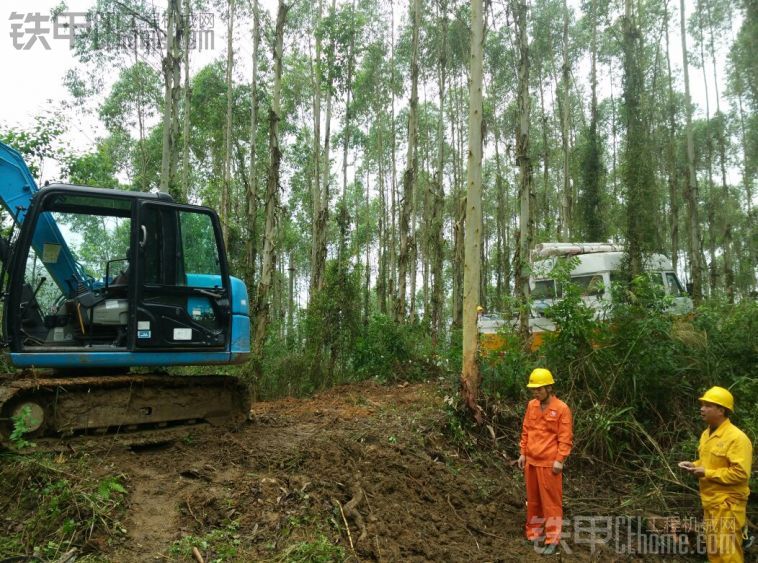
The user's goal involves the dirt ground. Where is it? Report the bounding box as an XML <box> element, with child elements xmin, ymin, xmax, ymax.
<box><xmin>68</xmin><ymin>381</ymin><xmax>707</xmax><ymax>562</ymax></box>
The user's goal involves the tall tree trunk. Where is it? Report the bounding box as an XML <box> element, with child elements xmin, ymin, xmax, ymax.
<box><xmin>221</xmin><ymin>0</ymin><xmax>235</xmax><ymax>250</ymax></box>
<box><xmin>253</xmin><ymin>0</ymin><xmax>289</xmax><ymax>356</ymax></box>
<box><xmin>247</xmin><ymin>0</ymin><xmax>260</xmax><ymax>286</ymax></box>
<box><xmin>287</xmin><ymin>252</ymin><xmax>295</xmax><ymax>345</ymax></box>
<box><xmin>514</xmin><ymin>0</ymin><xmax>533</xmax><ymax>339</ymax></box>
<box><xmin>389</xmin><ymin>0</ymin><xmax>398</xmax><ymax>313</ymax></box>
<box><xmin>180</xmin><ymin>0</ymin><xmax>191</xmax><ymax>203</ymax></box>
<box><xmin>309</xmin><ymin>0</ymin><xmax>325</xmax><ymax>298</ymax></box>
<box><xmin>664</xmin><ymin>0</ymin><xmax>679</xmax><ymax>271</ymax></box>
<box><xmin>680</xmin><ymin>0</ymin><xmax>704</xmax><ymax>303</ymax></box>
<box><xmin>364</xmin><ymin>167</ymin><xmax>371</xmax><ymax>324</ymax></box>
<box><xmin>340</xmin><ymin>0</ymin><xmax>357</xmax><ymax>269</ymax></box>
<box><xmin>461</xmin><ymin>0</ymin><xmax>484</xmax><ymax>424</ymax></box>
<box><xmin>396</xmin><ymin>0</ymin><xmax>420</xmax><ymax>322</ymax></box>
<box><xmin>579</xmin><ymin>0</ymin><xmax>604</xmax><ymax>242</ymax></box>
<box><xmin>696</xmin><ymin>0</ymin><xmax>717</xmax><ymax>296</ymax></box>
<box><xmin>705</xmin><ymin>0</ymin><xmax>734</xmax><ymax>301</ymax></box>
<box><xmin>622</xmin><ymin>0</ymin><xmax>656</xmax><ymax>277</ymax></box>
<box><xmin>452</xmin><ymin>72</ymin><xmax>465</xmax><ymax>331</ymax></box>
<box><xmin>377</xmin><ymin>123</ymin><xmax>388</xmax><ymax>314</ymax></box>
<box><xmin>538</xmin><ymin>66</ymin><xmax>551</xmax><ymax>236</ymax></box>
<box><xmin>313</xmin><ymin>0</ymin><xmax>338</xmax><ymax>297</ymax></box>
<box><xmin>160</xmin><ymin>0</ymin><xmax>181</xmax><ymax>196</ymax></box>
<box><xmin>342</xmin><ymin>0</ymin><xmax>356</xmax><ymax>204</ymax></box>
<box><xmin>493</xmin><ymin>125</ymin><xmax>509</xmax><ymax>305</ymax></box>
<box><xmin>559</xmin><ymin>0</ymin><xmax>572</xmax><ymax>239</ymax></box>
<box><xmin>430</xmin><ymin>0</ymin><xmax>447</xmax><ymax>345</ymax></box>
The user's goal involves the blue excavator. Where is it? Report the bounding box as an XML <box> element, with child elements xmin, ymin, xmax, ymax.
<box><xmin>0</xmin><ymin>140</ymin><xmax>251</xmax><ymax>446</ymax></box>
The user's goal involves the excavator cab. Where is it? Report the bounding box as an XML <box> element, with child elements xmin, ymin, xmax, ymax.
<box><xmin>2</xmin><ymin>185</ymin><xmax>250</xmax><ymax>368</ymax></box>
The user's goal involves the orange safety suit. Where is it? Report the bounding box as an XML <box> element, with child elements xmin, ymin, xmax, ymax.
<box><xmin>520</xmin><ymin>395</ymin><xmax>573</xmax><ymax>545</ymax></box>
<box><xmin>693</xmin><ymin>419</ymin><xmax>753</xmax><ymax>563</ymax></box>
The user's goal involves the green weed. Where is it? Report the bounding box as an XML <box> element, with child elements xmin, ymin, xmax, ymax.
<box><xmin>276</xmin><ymin>534</ymin><xmax>346</xmax><ymax>563</ymax></box>
<box><xmin>0</xmin><ymin>454</ymin><xmax>127</xmax><ymax>560</ymax></box>
<box><xmin>9</xmin><ymin>405</ymin><xmax>37</xmax><ymax>450</ymax></box>
<box><xmin>169</xmin><ymin>520</ymin><xmax>241</xmax><ymax>562</ymax></box>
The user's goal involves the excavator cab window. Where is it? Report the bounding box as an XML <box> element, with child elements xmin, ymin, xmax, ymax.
<box><xmin>15</xmin><ymin>195</ymin><xmax>132</xmax><ymax>349</ymax></box>
<box><xmin>134</xmin><ymin>202</ymin><xmax>229</xmax><ymax>350</ymax></box>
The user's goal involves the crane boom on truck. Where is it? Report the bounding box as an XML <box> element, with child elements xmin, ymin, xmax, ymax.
<box><xmin>0</xmin><ymin>141</ymin><xmax>251</xmax><ymax>447</ymax></box>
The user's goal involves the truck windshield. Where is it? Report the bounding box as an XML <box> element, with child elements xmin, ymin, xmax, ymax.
<box><xmin>532</xmin><ymin>280</ymin><xmax>558</xmax><ymax>300</ymax></box>
<box><xmin>666</xmin><ymin>273</ymin><xmax>687</xmax><ymax>297</ymax></box>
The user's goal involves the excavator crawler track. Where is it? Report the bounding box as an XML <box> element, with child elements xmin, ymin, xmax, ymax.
<box><xmin>0</xmin><ymin>373</ymin><xmax>251</xmax><ymax>449</ymax></box>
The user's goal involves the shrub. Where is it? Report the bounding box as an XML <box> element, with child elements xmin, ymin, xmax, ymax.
<box><xmin>353</xmin><ymin>315</ymin><xmax>434</xmax><ymax>383</ymax></box>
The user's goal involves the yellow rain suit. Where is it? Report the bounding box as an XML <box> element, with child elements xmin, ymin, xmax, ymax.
<box><xmin>693</xmin><ymin>419</ymin><xmax>753</xmax><ymax>563</ymax></box>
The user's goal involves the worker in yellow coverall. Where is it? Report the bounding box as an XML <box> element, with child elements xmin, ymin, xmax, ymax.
<box><xmin>679</xmin><ymin>386</ymin><xmax>753</xmax><ymax>563</ymax></box>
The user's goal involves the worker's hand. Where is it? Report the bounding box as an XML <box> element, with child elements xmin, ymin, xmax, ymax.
<box><xmin>690</xmin><ymin>466</ymin><xmax>706</xmax><ymax>478</ymax></box>
<box><xmin>677</xmin><ymin>461</ymin><xmax>695</xmax><ymax>470</ymax></box>
<box><xmin>517</xmin><ymin>455</ymin><xmax>526</xmax><ymax>470</ymax></box>
<box><xmin>552</xmin><ymin>460</ymin><xmax>564</xmax><ymax>474</ymax></box>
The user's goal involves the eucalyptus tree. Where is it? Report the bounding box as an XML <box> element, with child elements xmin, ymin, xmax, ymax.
<box><xmin>621</xmin><ymin>0</ymin><xmax>658</xmax><ymax>277</ymax></box>
<box><xmin>576</xmin><ymin>0</ymin><xmax>607</xmax><ymax>242</ymax></box>
<box><xmin>247</xmin><ymin>0</ymin><xmax>262</xmax><ymax>286</ymax></box>
<box><xmin>159</xmin><ymin>0</ymin><xmax>182</xmax><ymax>197</ymax></box>
<box><xmin>254</xmin><ymin>0</ymin><xmax>290</xmax><ymax>356</ymax></box>
<box><xmin>98</xmin><ymin>62</ymin><xmax>163</xmax><ymax>190</ymax></box>
<box><xmin>484</xmin><ymin>14</ymin><xmax>518</xmax><ymax>309</ymax></box>
<box><xmin>680</xmin><ymin>0</ymin><xmax>705</xmax><ymax>302</ymax></box>
<box><xmin>220</xmin><ymin>0</ymin><xmax>237</xmax><ymax>248</ymax></box>
<box><xmin>529</xmin><ymin>0</ymin><xmax>563</xmax><ymax>237</ymax></box>
<box><xmin>396</xmin><ymin>0</ymin><xmax>421</xmax><ymax>322</ymax></box>
<box><xmin>702</xmin><ymin>0</ymin><xmax>735</xmax><ymax>300</ymax></box>
<box><xmin>429</xmin><ymin>0</ymin><xmax>450</xmax><ymax>343</ymax></box>
<box><xmin>461</xmin><ymin>0</ymin><xmax>484</xmax><ymax>423</ymax></box>
<box><xmin>514</xmin><ymin>0</ymin><xmax>534</xmax><ymax>338</ymax></box>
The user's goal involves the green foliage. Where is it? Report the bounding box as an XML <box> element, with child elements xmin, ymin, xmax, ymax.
<box><xmin>169</xmin><ymin>520</ymin><xmax>241</xmax><ymax>563</ymax></box>
<box><xmin>9</xmin><ymin>405</ymin><xmax>37</xmax><ymax>450</ymax></box>
<box><xmin>484</xmin><ymin>277</ymin><xmax>758</xmax><ymax>465</ymax></box>
<box><xmin>276</xmin><ymin>534</ymin><xmax>346</xmax><ymax>563</ymax></box>
<box><xmin>353</xmin><ymin>315</ymin><xmax>434</xmax><ymax>382</ymax></box>
<box><xmin>305</xmin><ymin>260</ymin><xmax>362</xmax><ymax>376</ymax></box>
<box><xmin>442</xmin><ymin>395</ymin><xmax>476</xmax><ymax>453</ymax></box>
<box><xmin>0</xmin><ymin>455</ymin><xmax>127</xmax><ymax>559</ymax></box>
<box><xmin>0</xmin><ymin>112</ymin><xmax>66</xmax><ymax>178</ymax></box>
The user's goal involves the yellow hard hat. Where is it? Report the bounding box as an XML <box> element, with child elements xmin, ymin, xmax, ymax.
<box><xmin>477</xmin><ymin>305</ymin><xmax>484</xmax><ymax>313</ymax></box>
<box><xmin>698</xmin><ymin>386</ymin><xmax>734</xmax><ymax>411</ymax></box>
<box><xmin>527</xmin><ymin>368</ymin><xmax>555</xmax><ymax>388</ymax></box>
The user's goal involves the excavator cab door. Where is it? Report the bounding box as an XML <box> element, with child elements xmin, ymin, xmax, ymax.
<box><xmin>133</xmin><ymin>202</ymin><xmax>231</xmax><ymax>351</ymax></box>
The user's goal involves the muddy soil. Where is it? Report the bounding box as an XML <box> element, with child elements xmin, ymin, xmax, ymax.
<box><xmin>72</xmin><ymin>381</ymin><xmax>693</xmax><ymax>562</ymax></box>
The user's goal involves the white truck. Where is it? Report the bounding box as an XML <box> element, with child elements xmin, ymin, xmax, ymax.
<box><xmin>478</xmin><ymin>242</ymin><xmax>693</xmax><ymax>351</ymax></box>
<box><xmin>528</xmin><ymin>242</ymin><xmax>693</xmax><ymax>336</ymax></box>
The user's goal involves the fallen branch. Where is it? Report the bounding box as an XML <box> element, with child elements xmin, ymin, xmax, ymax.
<box><xmin>335</xmin><ymin>499</ymin><xmax>355</xmax><ymax>552</ymax></box>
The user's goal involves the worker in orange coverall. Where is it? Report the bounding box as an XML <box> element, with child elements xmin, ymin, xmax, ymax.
<box><xmin>517</xmin><ymin>368</ymin><xmax>573</xmax><ymax>555</ymax></box>
<box><xmin>679</xmin><ymin>386</ymin><xmax>753</xmax><ymax>563</ymax></box>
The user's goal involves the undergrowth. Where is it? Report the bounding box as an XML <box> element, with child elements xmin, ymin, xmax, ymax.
<box><xmin>479</xmin><ymin>272</ymin><xmax>757</xmax><ymax>513</ymax></box>
<box><xmin>0</xmin><ymin>453</ymin><xmax>128</xmax><ymax>560</ymax></box>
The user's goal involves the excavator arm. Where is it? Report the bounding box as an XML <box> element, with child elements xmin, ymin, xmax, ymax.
<box><xmin>0</xmin><ymin>141</ymin><xmax>89</xmax><ymax>297</ymax></box>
